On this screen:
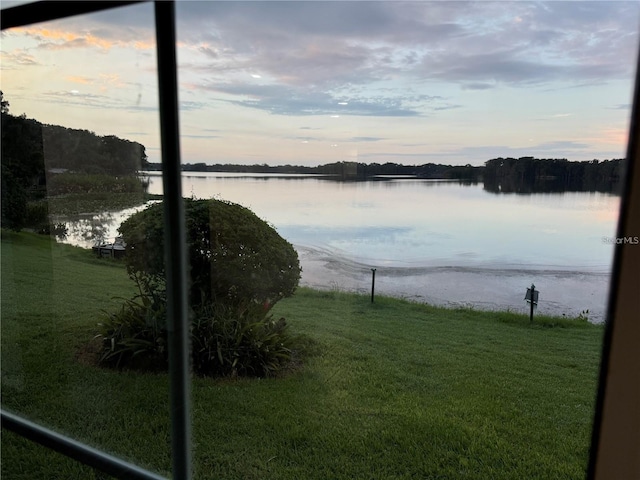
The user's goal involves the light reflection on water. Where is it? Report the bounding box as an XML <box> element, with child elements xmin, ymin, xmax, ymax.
<box><xmin>53</xmin><ymin>203</ymin><xmax>156</xmax><ymax>249</ymax></box>
<box><xmin>57</xmin><ymin>173</ymin><xmax>620</xmax><ymax>321</ymax></box>
<box><xmin>148</xmin><ymin>173</ymin><xmax>620</xmax><ymax>271</ymax></box>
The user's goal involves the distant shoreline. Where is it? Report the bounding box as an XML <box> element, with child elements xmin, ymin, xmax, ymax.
<box><xmin>142</xmin><ymin>156</ymin><xmax>624</xmax><ymax>194</ymax></box>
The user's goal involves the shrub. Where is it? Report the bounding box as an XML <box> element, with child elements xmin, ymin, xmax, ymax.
<box><xmin>97</xmin><ymin>296</ymin><xmax>297</xmax><ymax>378</ymax></box>
<box><xmin>191</xmin><ymin>302</ymin><xmax>293</xmax><ymax>377</ymax></box>
<box><xmin>119</xmin><ymin>198</ymin><xmax>301</xmax><ymax>308</ymax></box>
<box><xmin>97</xmin><ymin>287</ymin><xmax>168</xmax><ymax>371</ymax></box>
<box><xmin>98</xmin><ymin>198</ymin><xmax>304</xmax><ymax>377</ymax></box>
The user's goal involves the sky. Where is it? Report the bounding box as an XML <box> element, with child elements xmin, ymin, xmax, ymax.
<box><xmin>1</xmin><ymin>1</ymin><xmax>639</xmax><ymax>166</ymax></box>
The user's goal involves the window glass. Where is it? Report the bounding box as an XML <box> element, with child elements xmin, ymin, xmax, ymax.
<box><xmin>172</xmin><ymin>2</ymin><xmax>638</xmax><ymax>479</ymax></box>
<box><xmin>2</xmin><ymin>1</ymin><xmax>639</xmax><ymax>479</ymax></box>
<box><xmin>1</xmin><ymin>3</ymin><xmax>171</xmax><ymax>477</ymax></box>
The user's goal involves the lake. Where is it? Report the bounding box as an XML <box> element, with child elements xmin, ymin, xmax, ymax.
<box><xmin>58</xmin><ymin>172</ymin><xmax>621</xmax><ymax>322</ymax></box>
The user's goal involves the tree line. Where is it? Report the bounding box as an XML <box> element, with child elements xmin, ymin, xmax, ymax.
<box><xmin>149</xmin><ymin>160</ymin><xmax>483</xmax><ymax>181</ymax></box>
<box><xmin>483</xmin><ymin>157</ymin><xmax>624</xmax><ymax>194</ymax></box>
<box><xmin>147</xmin><ymin>157</ymin><xmax>624</xmax><ymax>193</ymax></box>
<box><xmin>1</xmin><ymin>91</ymin><xmax>148</xmax><ymax>230</ymax></box>
<box><xmin>41</xmin><ymin>124</ymin><xmax>147</xmax><ymax>176</ymax></box>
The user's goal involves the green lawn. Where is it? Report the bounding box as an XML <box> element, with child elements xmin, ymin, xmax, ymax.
<box><xmin>1</xmin><ymin>231</ymin><xmax>604</xmax><ymax>479</ymax></box>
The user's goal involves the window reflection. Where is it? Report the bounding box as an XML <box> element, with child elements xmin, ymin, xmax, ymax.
<box><xmin>1</xmin><ymin>3</ymin><xmax>170</xmax><ymax>477</ymax></box>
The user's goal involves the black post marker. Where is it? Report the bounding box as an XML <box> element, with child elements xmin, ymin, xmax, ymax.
<box><xmin>371</xmin><ymin>268</ymin><xmax>377</xmax><ymax>303</ymax></box>
<box><xmin>530</xmin><ymin>284</ymin><xmax>535</xmax><ymax>323</ymax></box>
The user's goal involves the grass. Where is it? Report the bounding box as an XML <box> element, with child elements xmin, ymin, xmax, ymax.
<box><xmin>1</xmin><ymin>231</ymin><xmax>604</xmax><ymax>479</ymax></box>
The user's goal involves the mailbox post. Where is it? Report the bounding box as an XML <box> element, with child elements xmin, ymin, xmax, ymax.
<box><xmin>525</xmin><ymin>283</ymin><xmax>539</xmax><ymax>322</ymax></box>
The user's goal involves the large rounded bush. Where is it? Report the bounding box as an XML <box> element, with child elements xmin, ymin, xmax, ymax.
<box><xmin>119</xmin><ymin>198</ymin><xmax>301</xmax><ymax>308</ymax></box>
<box><xmin>100</xmin><ymin>198</ymin><xmax>304</xmax><ymax>377</ymax></box>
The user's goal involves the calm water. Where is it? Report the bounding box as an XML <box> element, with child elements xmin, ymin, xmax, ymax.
<box><xmin>59</xmin><ymin>173</ymin><xmax>621</xmax><ymax>322</ymax></box>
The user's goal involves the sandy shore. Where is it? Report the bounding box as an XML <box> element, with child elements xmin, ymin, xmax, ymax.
<box><xmin>296</xmin><ymin>245</ymin><xmax>610</xmax><ymax>323</ymax></box>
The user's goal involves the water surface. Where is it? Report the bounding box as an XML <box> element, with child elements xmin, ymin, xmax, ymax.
<box><xmin>61</xmin><ymin>173</ymin><xmax>620</xmax><ymax>321</ymax></box>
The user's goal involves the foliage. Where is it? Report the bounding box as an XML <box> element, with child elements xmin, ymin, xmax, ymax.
<box><xmin>23</xmin><ymin>200</ymin><xmax>67</xmax><ymax>236</ymax></box>
<box><xmin>97</xmin><ymin>285</ymin><xmax>168</xmax><ymax>372</ymax></box>
<box><xmin>158</xmin><ymin>157</ymin><xmax>626</xmax><ymax>194</ymax></box>
<box><xmin>1</xmin><ymin>92</ymin><xmax>148</xmax><ymax>232</ymax></box>
<box><xmin>496</xmin><ymin>310</ymin><xmax>593</xmax><ymax>328</ymax></box>
<box><xmin>97</xmin><ymin>290</ymin><xmax>296</xmax><ymax>377</ymax></box>
<box><xmin>102</xmin><ymin>198</ymin><xmax>301</xmax><ymax>377</ymax></box>
<box><xmin>25</xmin><ymin>200</ymin><xmax>49</xmax><ymax>227</ymax></box>
<box><xmin>173</xmin><ymin>160</ymin><xmax>481</xmax><ymax>181</ymax></box>
<box><xmin>0</xmin><ymin>90</ymin><xmax>9</xmax><ymax>114</ymax></box>
<box><xmin>578</xmin><ymin>309</ymin><xmax>590</xmax><ymax>321</ymax></box>
<box><xmin>46</xmin><ymin>173</ymin><xmax>148</xmax><ymax>196</ymax></box>
<box><xmin>42</xmin><ymin>222</ymin><xmax>69</xmax><ymax>238</ymax></box>
<box><xmin>41</xmin><ymin>124</ymin><xmax>147</xmax><ymax>176</ymax></box>
<box><xmin>1</xmin><ymin>108</ymin><xmax>45</xmax><ymax>230</ymax></box>
<box><xmin>191</xmin><ymin>302</ymin><xmax>294</xmax><ymax>378</ymax></box>
<box><xmin>119</xmin><ymin>198</ymin><xmax>301</xmax><ymax>308</ymax></box>
<box><xmin>1</xmin><ymin>175</ymin><xmax>29</xmax><ymax>230</ymax></box>
<box><xmin>483</xmin><ymin>156</ymin><xmax>625</xmax><ymax>194</ymax></box>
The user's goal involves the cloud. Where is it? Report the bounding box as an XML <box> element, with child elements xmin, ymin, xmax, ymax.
<box><xmin>174</xmin><ymin>1</ymin><xmax>637</xmax><ymax>91</ymax></box>
<box><xmin>356</xmin><ymin>138</ymin><xmax>619</xmax><ymax>165</ymax></box>
<box><xmin>63</xmin><ymin>74</ymin><xmax>127</xmax><ymax>91</ymax></box>
<box><xmin>608</xmin><ymin>104</ymin><xmax>631</xmax><ymax>110</ymax></box>
<box><xmin>293</xmin><ymin>136</ymin><xmax>315</xmax><ymax>142</ymax></box>
<box><xmin>10</xmin><ymin>22</ymin><xmax>155</xmax><ymax>52</ymax></box>
<box><xmin>198</xmin><ymin>45</ymin><xmax>219</xmax><ymax>59</ymax></box>
<box><xmin>367</xmin><ymin>140</ymin><xmax>592</xmax><ymax>160</ymax></box>
<box><xmin>10</xmin><ymin>2</ymin><xmax>637</xmax><ymax>103</ymax></box>
<box><xmin>175</xmin><ymin>2</ymin><xmax>465</xmax><ymax>45</ymax></box>
<box><xmin>14</xmin><ymin>27</ymin><xmax>112</xmax><ymax>50</ymax></box>
<box><xmin>197</xmin><ymin>82</ymin><xmax>429</xmax><ymax>116</ymax></box>
<box><xmin>0</xmin><ymin>49</ymin><xmax>39</xmax><ymax>67</ymax></box>
<box><xmin>422</xmin><ymin>50</ymin><xmax>591</xmax><ymax>86</ymax></box>
<box><xmin>533</xmin><ymin>140</ymin><xmax>589</xmax><ymax>151</ymax></box>
<box><xmin>424</xmin><ymin>141</ymin><xmax>594</xmax><ymax>162</ymax></box>
<box><xmin>461</xmin><ymin>83</ymin><xmax>495</xmax><ymax>91</ymax></box>
<box><xmin>41</xmin><ymin>90</ymin><xmax>115</xmax><ymax>108</ymax></box>
<box><xmin>593</xmin><ymin>128</ymin><xmax>629</xmax><ymax>147</ymax></box>
<box><xmin>180</xmin><ymin>101</ymin><xmax>206</xmax><ymax>111</ymax></box>
<box><xmin>532</xmin><ymin>112</ymin><xmax>575</xmax><ymax>120</ymax></box>
<box><xmin>39</xmin><ymin>90</ymin><xmax>156</xmax><ymax>114</ymax></box>
<box><xmin>10</xmin><ymin>1</ymin><xmax>635</xmax><ymax>89</ymax></box>
<box><xmin>2</xmin><ymin>0</ymin><xmax>636</xmax><ymax>165</ymax></box>
<box><xmin>349</xmin><ymin>137</ymin><xmax>385</xmax><ymax>142</ymax></box>
<box><xmin>66</xmin><ymin>75</ymin><xmax>93</xmax><ymax>84</ymax></box>
<box><xmin>173</xmin><ymin>4</ymin><xmax>471</xmax><ymax>95</ymax></box>
<box><xmin>182</xmin><ymin>134</ymin><xmax>220</xmax><ymax>139</ymax></box>
<box><xmin>433</xmin><ymin>104</ymin><xmax>462</xmax><ymax>112</ymax></box>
